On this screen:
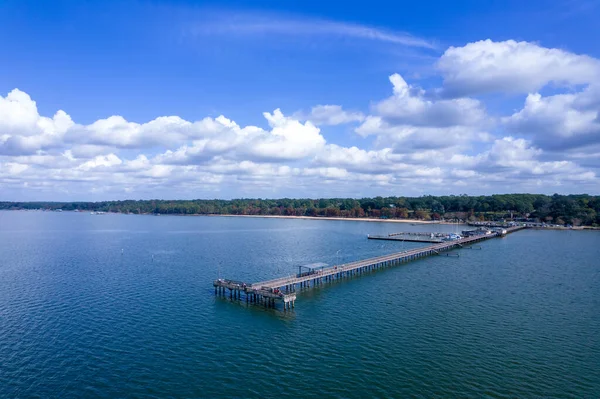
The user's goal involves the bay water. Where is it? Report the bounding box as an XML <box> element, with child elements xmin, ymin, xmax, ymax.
<box><xmin>0</xmin><ymin>211</ymin><xmax>599</xmax><ymax>398</ymax></box>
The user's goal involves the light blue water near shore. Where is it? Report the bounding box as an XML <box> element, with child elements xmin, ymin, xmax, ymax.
<box><xmin>0</xmin><ymin>211</ymin><xmax>599</xmax><ymax>398</ymax></box>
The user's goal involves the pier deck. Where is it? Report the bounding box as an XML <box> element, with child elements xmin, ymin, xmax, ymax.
<box><xmin>367</xmin><ymin>232</ymin><xmax>444</xmax><ymax>243</ymax></box>
<box><xmin>214</xmin><ymin>226</ymin><xmax>526</xmax><ymax>310</ymax></box>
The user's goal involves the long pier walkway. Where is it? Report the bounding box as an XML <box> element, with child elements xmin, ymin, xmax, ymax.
<box><xmin>367</xmin><ymin>232</ymin><xmax>445</xmax><ymax>243</ymax></box>
<box><xmin>214</xmin><ymin>226</ymin><xmax>526</xmax><ymax>310</ymax></box>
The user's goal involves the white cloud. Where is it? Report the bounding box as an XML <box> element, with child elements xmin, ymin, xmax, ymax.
<box><xmin>354</xmin><ymin>74</ymin><xmax>491</xmax><ymax>152</ymax></box>
<box><xmin>438</xmin><ymin>39</ymin><xmax>600</xmax><ymax>96</ymax></box>
<box><xmin>123</xmin><ymin>155</ymin><xmax>151</xmax><ymax>171</ymax></box>
<box><xmin>298</xmin><ymin>105</ymin><xmax>365</xmax><ymax>126</ymax></box>
<box><xmin>376</xmin><ymin>74</ymin><xmax>486</xmax><ymax>127</ymax></box>
<box><xmin>436</xmin><ymin>39</ymin><xmax>600</xmax><ymax>164</ymax></box>
<box><xmin>142</xmin><ymin>164</ymin><xmax>174</xmax><ymax>178</ymax></box>
<box><xmin>156</xmin><ymin>109</ymin><xmax>326</xmax><ymax>164</ymax></box>
<box><xmin>0</xmin><ymin>89</ymin><xmax>74</xmax><ymax>155</ymax></box>
<box><xmin>356</xmin><ymin>115</ymin><xmax>489</xmax><ymax>152</ymax></box>
<box><xmin>69</xmin><ymin>144</ymin><xmax>116</xmax><ymax>159</ymax></box>
<box><xmin>190</xmin><ymin>12</ymin><xmax>435</xmax><ymax>49</ymax></box>
<box><xmin>314</xmin><ymin>144</ymin><xmax>402</xmax><ymax>173</ymax></box>
<box><xmin>0</xmin><ymin>89</ymin><xmax>40</xmax><ymax>132</ymax></box>
<box><xmin>78</xmin><ymin>115</ymin><xmax>201</xmax><ymax>148</ymax></box>
<box><xmin>0</xmin><ymin>162</ymin><xmax>29</xmax><ymax>175</ymax></box>
<box><xmin>487</xmin><ymin>137</ymin><xmax>542</xmax><ymax>168</ymax></box>
<box><xmin>447</xmin><ymin>137</ymin><xmax>596</xmax><ymax>184</ymax></box>
<box><xmin>503</xmin><ymin>91</ymin><xmax>600</xmax><ymax>151</ymax></box>
<box><xmin>451</xmin><ymin>169</ymin><xmax>480</xmax><ymax>178</ymax></box>
<box><xmin>77</xmin><ymin>154</ymin><xmax>122</xmax><ymax>171</ymax></box>
<box><xmin>301</xmin><ymin>167</ymin><xmax>349</xmax><ymax>179</ymax></box>
<box><xmin>3</xmin><ymin>39</ymin><xmax>600</xmax><ymax>201</ymax></box>
<box><xmin>250</xmin><ymin>109</ymin><xmax>325</xmax><ymax>160</ymax></box>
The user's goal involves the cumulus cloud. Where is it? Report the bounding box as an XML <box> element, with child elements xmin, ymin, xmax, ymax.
<box><xmin>0</xmin><ymin>162</ymin><xmax>29</xmax><ymax>175</ymax></box>
<box><xmin>77</xmin><ymin>154</ymin><xmax>122</xmax><ymax>171</ymax></box>
<box><xmin>444</xmin><ymin>136</ymin><xmax>596</xmax><ymax>183</ymax></box>
<box><xmin>80</xmin><ymin>115</ymin><xmax>192</xmax><ymax>148</ymax></box>
<box><xmin>0</xmin><ymin>89</ymin><xmax>74</xmax><ymax>155</ymax></box>
<box><xmin>354</xmin><ymin>74</ymin><xmax>491</xmax><ymax>152</ymax></box>
<box><xmin>296</xmin><ymin>105</ymin><xmax>365</xmax><ymax>126</ymax></box>
<box><xmin>356</xmin><ymin>116</ymin><xmax>489</xmax><ymax>152</ymax></box>
<box><xmin>375</xmin><ymin>74</ymin><xmax>486</xmax><ymax>127</ymax></box>
<box><xmin>251</xmin><ymin>109</ymin><xmax>325</xmax><ymax>160</ymax></box>
<box><xmin>503</xmin><ymin>91</ymin><xmax>600</xmax><ymax>151</ymax></box>
<box><xmin>314</xmin><ymin>145</ymin><xmax>401</xmax><ymax>174</ymax></box>
<box><xmin>431</xmin><ymin>39</ymin><xmax>600</xmax><ymax>170</ymax></box>
<box><xmin>439</xmin><ymin>39</ymin><xmax>600</xmax><ymax>96</ymax></box>
<box><xmin>3</xmin><ymin>36</ymin><xmax>600</xmax><ymax>201</ymax></box>
<box><xmin>154</xmin><ymin>109</ymin><xmax>326</xmax><ymax>164</ymax></box>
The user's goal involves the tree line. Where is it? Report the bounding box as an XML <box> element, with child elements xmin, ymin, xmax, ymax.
<box><xmin>1</xmin><ymin>194</ymin><xmax>599</xmax><ymax>226</ymax></box>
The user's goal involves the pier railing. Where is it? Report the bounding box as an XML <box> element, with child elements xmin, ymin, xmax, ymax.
<box><xmin>214</xmin><ymin>226</ymin><xmax>526</xmax><ymax>310</ymax></box>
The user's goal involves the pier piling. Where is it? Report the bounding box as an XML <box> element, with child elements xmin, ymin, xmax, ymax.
<box><xmin>214</xmin><ymin>226</ymin><xmax>526</xmax><ymax>310</ymax></box>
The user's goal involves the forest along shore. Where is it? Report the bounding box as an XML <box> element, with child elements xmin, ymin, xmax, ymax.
<box><xmin>2</xmin><ymin>194</ymin><xmax>599</xmax><ymax>227</ymax></box>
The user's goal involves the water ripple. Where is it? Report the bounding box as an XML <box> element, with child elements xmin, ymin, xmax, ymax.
<box><xmin>0</xmin><ymin>212</ymin><xmax>599</xmax><ymax>398</ymax></box>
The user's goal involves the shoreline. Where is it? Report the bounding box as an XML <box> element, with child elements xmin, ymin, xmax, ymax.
<box><xmin>207</xmin><ymin>214</ymin><xmax>450</xmax><ymax>224</ymax></box>
<box><xmin>6</xmin><ymin>209</ymin><xmax>452</xmax><ymax>224</ymax></box>
<box><xmin>217</xmin><ymin>215</ymin><xmax>600</xmax><ymax>229</ymax></box>
<box><xmin>6</xmin><ymin>209</ymin><xmax>599</xmax><ymax>229</ymax></box>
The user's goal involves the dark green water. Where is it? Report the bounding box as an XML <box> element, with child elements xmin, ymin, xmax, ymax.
<box><xmin>0</xmin><ymin>211</ymin><xmax>599</xmax><ymax>398</ymax></box>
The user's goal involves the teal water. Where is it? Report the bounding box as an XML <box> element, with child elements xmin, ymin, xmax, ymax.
<box><xmin>0</xmin><ymin>211</ymin><xmax>599</xmax><ymax>398</ymax></box>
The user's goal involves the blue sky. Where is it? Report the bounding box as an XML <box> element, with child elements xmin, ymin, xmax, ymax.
<box><xmin>1</xmin><ymin>0</ymin><xmax>600</xmax><ymax>200</ymax></box>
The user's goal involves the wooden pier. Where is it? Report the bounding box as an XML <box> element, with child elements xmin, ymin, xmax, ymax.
<box><xmin>214</xmin><ymin>226</ymin><xmax>526</xmax><ymax>310</ymax></box>
<box><xmin>367</xmin><ymin>232</ymin><xmax>445</xmax><ymax>243</ymax></box>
